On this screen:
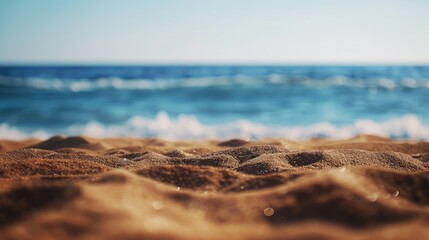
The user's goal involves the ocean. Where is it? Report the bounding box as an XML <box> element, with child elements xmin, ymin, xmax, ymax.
<box><xmin>0</xmin><ymin>65</ymin><xmax>428</xmax><ymax>140</ymax></box>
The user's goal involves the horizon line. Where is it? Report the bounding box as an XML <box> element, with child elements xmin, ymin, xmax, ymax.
<box><xmin>1</xmin><ymin>61</ymin><xmax>429</xmax><ymax>67</ymax></box>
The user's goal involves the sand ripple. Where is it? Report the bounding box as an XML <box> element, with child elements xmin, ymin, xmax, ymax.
<box><xmin>0</xmin><ymin>136</ymin><xmax>429</xmax><ymax>239</ymax></box>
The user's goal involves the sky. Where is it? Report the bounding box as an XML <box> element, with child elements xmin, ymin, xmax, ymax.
<box><xmin>0</xmin><ymin>0</ymin><xmax>429</xmax><ymax>65</ymax></box>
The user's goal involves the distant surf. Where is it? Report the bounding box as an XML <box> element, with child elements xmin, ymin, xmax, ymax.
<box><xmin>1</xmin><ymin>75</ymin><xmax>429</xmax><ymax>92</ymax></box>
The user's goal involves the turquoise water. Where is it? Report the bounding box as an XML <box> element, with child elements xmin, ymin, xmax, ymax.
<box><xmin>0</xmin><ymin>65</ymin><xmax>428</xmax><ymax>140</ymax></box>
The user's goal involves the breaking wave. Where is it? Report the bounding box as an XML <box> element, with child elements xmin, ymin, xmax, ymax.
<box><xmin>1</xmin><ymin>113</ymin><xmax>428</xmax><ymax>141</ymax></box>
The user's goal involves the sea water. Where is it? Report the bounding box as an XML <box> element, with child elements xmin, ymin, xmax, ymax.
<box><xmin>0</xmin><ymin>65</ymin><xmax>428</xmax><ymax>140</ymax></box>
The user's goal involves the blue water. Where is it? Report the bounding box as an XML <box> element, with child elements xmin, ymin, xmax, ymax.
<box><xmin>0</xmin><ymin>65</ymin><xmax>428</xmax><ymax>140</ymax></box>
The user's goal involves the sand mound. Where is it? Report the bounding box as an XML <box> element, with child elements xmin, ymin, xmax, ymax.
<box><xmin>237</xmin><ymin>149</ymin><xmax>426</xmax><ymax>175</ymax></box>
<box><xmin>203</xmin><ymin>145</ymin><xmax>289</xmax><ymax>162</ymax></box>
<box><xmin>1</xmin><ymin>136</ymin><xmax>429</xmax><ymax>239</ymax></box>
<box><xmin>217</xmin><ymin>139</ymin><xmax>249</xmax><ymax>147</ymax></box>
<box><xmin>30</xmin><ymin>136</ymin><xmax>110</xmax><ymax>151</ymax></box>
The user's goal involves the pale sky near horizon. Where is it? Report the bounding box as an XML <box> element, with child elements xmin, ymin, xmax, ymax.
<box><xmin>0</xmin><ymin>0</ymin><xmax>429</xmax><ymax>64</ymax></box>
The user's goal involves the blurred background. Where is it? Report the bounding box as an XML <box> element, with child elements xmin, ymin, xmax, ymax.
<box><xmin>0</xmin><ymin>0</ymin><xmax>428</xmax><ymax>140</ymax></box>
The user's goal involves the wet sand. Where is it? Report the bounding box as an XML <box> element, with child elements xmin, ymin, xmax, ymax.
<box><xmin>0</xmin><ymin>135</ymin><xmax>429</xmax><ymax>239</ymax></box>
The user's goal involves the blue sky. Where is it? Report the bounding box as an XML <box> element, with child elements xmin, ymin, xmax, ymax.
<box><xmin>0</xmin><ymin>0</ymin><xmax>428</xmax><ymax>64</ymax></box>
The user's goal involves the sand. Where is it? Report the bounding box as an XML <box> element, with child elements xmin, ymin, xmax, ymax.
<box><xmin>0</xmin><ymin>135</ymin><xmax>429</xmax><ymax>239</ymax></box>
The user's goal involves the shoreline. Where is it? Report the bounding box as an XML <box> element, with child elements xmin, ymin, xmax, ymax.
<box><xmin>1</xmin><ymin>134</ymin><xmax>428</xmax><ymax>153</ymax></box>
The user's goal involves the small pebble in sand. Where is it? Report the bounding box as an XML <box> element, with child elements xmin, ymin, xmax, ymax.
<box><xmin>263</xmin><ymin>207</ymin><xmax>275</xmax><ymax>217</ymax></box>
<box><xmin>152</xmin><ymin>201</ymin><xmax>164</xmax><ymax>210</ymax></box>
<box><xmin>123</xmin><ymin>158</ymin><xmax>128</xmax><ymax>161</ymax></box>
<box><xmin>176</xmin><ymin>187</ymin><xmax>181</xmax><ymax>191</ymax></box>
<box><xmin>240</xmin><ymin>186</ymin><xmax>245</xmax><ymax>190</ymax></box>
<box><xmin>339</xmin><ymin>167</ymin><xmax>346</xmax><ymax>172</ymax></box>
<box><xmin>366</xmin><ymin>193</ymin><xmax>378</xmax><ymax>202</ymax></box>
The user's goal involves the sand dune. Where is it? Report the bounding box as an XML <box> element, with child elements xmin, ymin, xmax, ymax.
<box><xmin>0</xmin><ymin>136</ymin><xmax>429</xmax><ymax>239</ymax></box>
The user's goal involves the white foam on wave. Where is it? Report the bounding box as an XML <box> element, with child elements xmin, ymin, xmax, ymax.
<box><xmin>1</xmin><ymin>75</ymin><xmax>429</xmax><ymax>92</ymax></box>
<box><xmin>0</xmin><ymin>123</ymin><xmax>50</xmax><ymax>140</ymax></box>
<box><xmin>1</xmin><ymin>113</ymin><xmax>428</xmax><ymax>140</ymax></box>
<box><xmin>0</xmin><ymin>75</ymin><xmax>258</xmax><ymax>92</ymax></box>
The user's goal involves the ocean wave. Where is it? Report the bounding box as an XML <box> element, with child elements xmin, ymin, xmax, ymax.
<box><xmin>1</xmin><ymin>75</ymin><xmax>428</xmax><ymax>92</ymax></box>
<box><xmin>1</xmin><ymin>113</ymin><xmax>428</xmax><ymax>140</ymax></box>
<box><xmin>0</xmin><ymin>124</ymin><xmax>50</xmax><ymax>140</ymax></box>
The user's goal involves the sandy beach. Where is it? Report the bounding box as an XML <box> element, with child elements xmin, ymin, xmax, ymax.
<box><xmin>0</xmin><ymin>135</ymin><xmax>428</xmax><ymax>239</ymax></box>
<box><xmin>2</xmin><ymin>0</ymin><xmax>429</xmax><ymax>238</ymax></box>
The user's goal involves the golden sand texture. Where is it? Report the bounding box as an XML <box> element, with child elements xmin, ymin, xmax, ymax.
<box><xmin>0</xmin><ymin>135</ymin><xmax>429</xmax><ymax>239</ymax></box>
